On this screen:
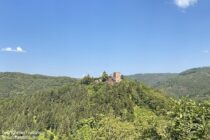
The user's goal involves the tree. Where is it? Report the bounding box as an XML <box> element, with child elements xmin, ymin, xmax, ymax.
<box><xmin>168</xmin><ymin>98</ymin><xmax>210</xmax><ymax>140</ymax></box>
<box><xmin>95</xmin><ymin>114</ymin><xmax>137</xmax><ymax>140</ymax></box>
<box><xmin>81</xmin><ymin>75</ymin><xmax>94</xmax><ymax>85</ymax></box>
<box><xmin>101</xmin><ymin>71</ymin><xmax>109</xmax><ymax>82</ymax></box>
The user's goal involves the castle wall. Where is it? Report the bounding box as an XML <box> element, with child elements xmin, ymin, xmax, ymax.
<box><xmin>113</xmin><ymin>72</ymin><xmax>122</xmax><ymax>83</ymax></box>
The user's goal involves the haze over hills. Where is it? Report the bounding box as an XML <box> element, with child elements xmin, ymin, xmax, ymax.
<box><xmin>127</xmin><ymin>67</ymin><xmax>210</xmax><ymax>99</ymax></box>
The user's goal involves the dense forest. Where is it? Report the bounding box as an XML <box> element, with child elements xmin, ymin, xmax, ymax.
<box><xmin>0</xmin><ymin>72</ymin><xmax>76</xmax><ymax>97</ymax></box>
<box><xmin>127</xmin><ymin>67</ymin><xmax>210</xmax><ymax>99</ymax></box>
<box><xmin>0</xmin><ymin>72</ymin><xmax>209</xmax><ymax>139</ymax></box>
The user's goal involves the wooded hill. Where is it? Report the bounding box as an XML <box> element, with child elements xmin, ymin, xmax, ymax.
<box><xmin>0</xmin><ymin>72</ymin><xmax>76</xmax><ymax>96</ymax></box>
<box><xmin>0</xmin><ymin>77</ymin><xmax>209</xmax><ymax>139</ymax></box>
<box><xmin>127</xmin><ymin>67</ymin><xmax>210</xmax><ymax>99</ymax></box>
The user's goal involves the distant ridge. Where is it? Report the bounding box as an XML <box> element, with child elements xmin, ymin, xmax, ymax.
<box><xmin>127</xmin><ymin>67</ymin><xmax>210</xmax><ymax>99</ymax></box>
<box><xmin>0</xmin><ymin>72</ymin><xmax>76</xmax><ymax>96</ymax></box>
<box><xmin>126</xmin><ymin>73</ymin><xmax>178</xmax><ymax>86</ymax></box>
<box><xmin>1</xmin><ymin>67</ymin><xmax>210</xmax><ymax>99</ymax></box>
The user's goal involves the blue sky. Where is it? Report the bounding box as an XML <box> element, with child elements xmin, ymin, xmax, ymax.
<box><xmin>0</xmin><ymin>0</ymin><xmax>210</xmax><ymax>77</ymax></box>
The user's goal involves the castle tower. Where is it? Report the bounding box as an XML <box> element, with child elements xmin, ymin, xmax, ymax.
<box><xmin>113</xmin><ymin>72</ymin><xmax>122</xmax><ymax>83</ymax></box>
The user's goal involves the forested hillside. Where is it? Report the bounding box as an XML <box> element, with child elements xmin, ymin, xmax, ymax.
<box><xmin>127</xmin><ymin>67</ymin><xmax>210</xmax><ymax>99</ymax></box>
<box><xmin>156</xmin><ymin>67</ymin><xmax>210</xmax><ymax>98</ymax></box>
<box><xmin>0</xmin><ymin>72</ymin><xmax>76</xmax><ymax>96</ymax></box>
<box><xmin>0</xmin><ymin>79</ymin><xmax>209</xmax><ymax>139</ymax></box>
<box><xmin>127</xmin><ymin>73</ymin><xmax>177</xmax><ymax>86</ymax></box>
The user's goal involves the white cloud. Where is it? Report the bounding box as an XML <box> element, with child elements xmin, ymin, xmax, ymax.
<box><xmin>174</xmin><ymin>0</ymin><xmax>198</xmax><ymax>9</ymax></box>
<box><xmin>16</xmin><ymin>47</ymin><xmax>25</xmax><ymax>52</ymax></box>
<box><xmin>1</xmin><ymin>47</ymin><xmax>26</xmax><ymax>53</ymax></box>
<box><xmin>1</xmin><ymin>47</ymin><xmax>13</xmax><ymax>52</ymax></box>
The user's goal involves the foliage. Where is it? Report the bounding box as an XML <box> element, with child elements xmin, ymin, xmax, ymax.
<box><xmin>168</xmin><ymin>98</ymin><xmax>210</xmax><ymax>140</ymax></box>
<box><xmin>101</xmin><ymin>71</ymin><xmax>109</xmax><ymax>82</ymax></box>
<box><xmin>127</xmin><ymin>73</ymin><xmax>177</xmax><ymax>86</ymax></box>
<box><xmin>127</xmin><ymin>67</ymin><xmax>210</xmax><ymax>99</ymax></box>
<box><xmin>95</xmin><ymin>114</ymin><xmax>137</xmax><ymax>140</ymax></box>
<box><xmin>80</xmin><ymin>75</ymin><xmax>94</xmax><ymax>85</ymax></box>
<box><xmin>0</xmin><ymin>77</ymin><xmax>209</xmax><ymax>139</ymax></box>
<box><xmin>0</xmin><ymin>72</ymin><xmax>76</xmax><ymax>97</ymax></box>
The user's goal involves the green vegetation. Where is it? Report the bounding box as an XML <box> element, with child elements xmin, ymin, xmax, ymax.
<box><xmin>0</xmin><ymin>72</ymin><xmax>76</xmax><ymax>97</ymax></box>
<box><xmin>127</xmin><ymin>67</ymin><xmax>210</xmax><ymax>99</ymax></box>
<box><xmin>0</xmin><ymin>75</ymin><xmax>209</xmax><ymax>139</ymax></box>
<box><xmin>126</xmin><ymin>73</ymin><xmax>178</xmax><ymax>86</ymax></box>
<box><xmin>101</xmin><ymin>71</ymin><xmax>109</xmax><ymax>82</ymax></box>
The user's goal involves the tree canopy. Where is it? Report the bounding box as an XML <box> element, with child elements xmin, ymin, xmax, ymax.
<box><xmin>0</xmin><ymin>76</ymin><xmax>209</xmax><ymax>139</ymax></box>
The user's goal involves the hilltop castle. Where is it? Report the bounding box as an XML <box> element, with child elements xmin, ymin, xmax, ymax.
<box><xmin>85</xmin><ymin>72</ymin><xmax>122</xmax><ymax>85</ymax></box>
<box><xmin>112</xmin><ymin>72</ymin><xmax>122</xmax><ymax>83</ymax></box>
<box><xmin>106</xmin><ymin>72</ymin><xmax>122</xmax><ymax>84</ymax></box>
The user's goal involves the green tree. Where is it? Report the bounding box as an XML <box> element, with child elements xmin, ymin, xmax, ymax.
<box><xmin>81</xmin><ymin>75</ymin><xmax>94</xmax><ymax>85</ymax></box>
<box><xmin>168</xmin><ymin>98</ymin><xmax>210</xmax><ymax>140</ymax></box>
<box><xmin>101</xmin><ymin>71</ymin><xmax>109</xmax><ymax>82</ymax></box>
<box><xmin>95</xmin><ymin>114</ymin><xmax>138</xmax><ymax>140</ymax></box>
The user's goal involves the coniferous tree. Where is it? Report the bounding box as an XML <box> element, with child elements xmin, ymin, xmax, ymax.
<box><xmin>101</xmin><ymin>71</ymin><xmax>109</xmax><ymax>82</ymax></box>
